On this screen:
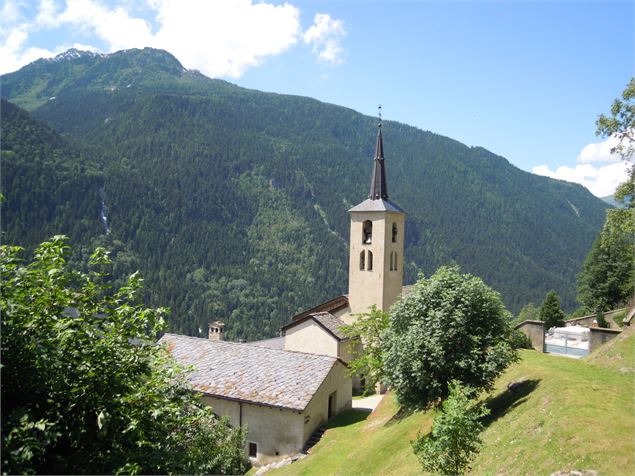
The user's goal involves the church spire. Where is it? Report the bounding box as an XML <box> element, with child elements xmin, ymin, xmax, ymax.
<box><xmin>368</xmin><ymin>115</ymin><xmax>388</xmax><ymax>200</ymax></box>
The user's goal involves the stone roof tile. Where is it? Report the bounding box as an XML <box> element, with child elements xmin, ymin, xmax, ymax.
<box><xmin>310</xmin><ymin>312</ymin><xmax>347</xmax><ymax>340</ymax></box>
<box><xmin>159</xmin><ymin>334</ymin><xmax>338</xmax><ymax>411</ymax></box>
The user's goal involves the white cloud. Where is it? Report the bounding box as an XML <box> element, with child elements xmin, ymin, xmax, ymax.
<box><xmin>35</xmin><ymin>0</ymin><xmax>61</xmax><ymax>28</ymax></box>
<box><xmin>151</xmin><ymin>0</ymin><xmax>301</xmax><ymax>78</ymax></box>
<box><xmin>303</xmin><ymin>13</ymin><xmax>346</xmax><ymax>65</ymax></box>
<box><xmin>532</xmin><ymin>136</ymin><xmax>630</xmax><ymax>197</ymax></box>
<box><xmin>576</xmin><ymin>135</ymin><xmax>620</xmax><ymax>164</ymax></box>
<box><xmin>56</xmin><ymin>0</ymin><xmax>154</xmax><ymax>52</ymax></box>
<box><xmin>1</xmin><ymin>0</ymin><xmax>22</xmax><ymax>27</ymax></box>
<box><xmin>0</xmin><ymin>23</ymin><xmax>58</xmax><ymax>73</ymax></box>
<box><xmin>1</xmin><ymin>0</ymin><xmax>343</xmax><ymax>78</ymax></box>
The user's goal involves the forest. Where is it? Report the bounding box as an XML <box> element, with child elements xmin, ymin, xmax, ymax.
<box><xmin>0</xmin><ymin>48</ymin><xmax>610</xmax><ymax>341</ymax></box>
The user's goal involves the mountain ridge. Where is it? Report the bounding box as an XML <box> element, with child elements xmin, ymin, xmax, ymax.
<box><xmin>0</xmin><ymin>48</ymin><xmax>609</xmax><ymax>338</ymax></box>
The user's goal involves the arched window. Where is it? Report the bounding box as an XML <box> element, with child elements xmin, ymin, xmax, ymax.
<box><xmin>392</xmin><ymin>223</ymin><xmax>398</xmax><ymax>243</ymax></box>
<box><xmin>389</xmin><ymin>251</ymin><xmax>395</xmax><ymax>271</ymax></box>
<box><xmin>363</xmin><ymin>220</ymin><xmax>373</xmax><ymax>244</ymax></box>
<box><xmin>367</xmin><ymin>251</ymin><xmax>373</xmax><ymax>271</ymax></box>
<box><xmin>393</xmin><ymin>252</ymin><xmax>398</xmax><ymax>271</ymax></box>
<box><xmin>359</xmin><ymin>251</ymin><xmax>365</xmax><ymax>270</ymax></box>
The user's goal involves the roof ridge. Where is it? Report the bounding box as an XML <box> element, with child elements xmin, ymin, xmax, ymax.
<box><xmin>161</xmin><ymin>333</ymin><xmax>339</xmax><ymax>362</ymax></box>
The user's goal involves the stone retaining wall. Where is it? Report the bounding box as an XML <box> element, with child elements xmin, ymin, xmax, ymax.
<box><xmin>515</xmin><ymin>320</ymin><xmax>545</xmax><ymax>352</ymax></box>
<box><xmin>589</xmin><ymin>327</ymin><xmax>622</xmax><ymax>352</ymax></box>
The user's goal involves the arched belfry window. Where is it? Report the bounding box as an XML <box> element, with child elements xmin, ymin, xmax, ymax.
<box><xmin>363</xmin><ymin>220</ymin><xmax>373</xmax><ymax>244</ymax></box>
<box><xmin>359</xmin><ymin>251</ymin><xmax>365</xmax><ymax>270</ymax></box>
<box><xmin>392</xmin><ymin>223</ymin><xmax>398</xmax><ymax>243</ymax></box>
<box><xmin>367</xmin><ymin>251</ymin><xmax>373</xmax><ymax>271</ymax></box>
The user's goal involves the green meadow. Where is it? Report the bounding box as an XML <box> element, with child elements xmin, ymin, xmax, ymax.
<box><xmin>273</xmin><ymin>329</ymin><xmax>635</xmax><ymax>475</ymax></box>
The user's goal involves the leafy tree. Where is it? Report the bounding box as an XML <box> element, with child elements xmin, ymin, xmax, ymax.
<box><xmin>411</xmin><ymin>381</ymin><xmax>489</xmax><ymax>475</ymax></box>
<box><xmin>539</xmin><ymin>290</ymin><xmax>566</xmax><ymax>330</ymax></box>
<box><xmin>577</xmin><ymin>79</ymin><xmax>635</xmax><ymax>312</ymax></box>
<box><xmin>0</xmin><ymin>236</ymin><xmax>250</xmax><ymax>475</ymax></box>
<box><xmin>341</xmin><ymin>305</ymin><xmax>390</xmax><ymax>394</ymax></box>
<box><xmin>514</xmin><ymin>303</ymin><xmax>540</xmax><ymax>323</ymax></box>
<box><xmin>577</xmin><ymin>230</ymin><xmax>633</xmax><ymax>312</ymax></box>
<box><xmin>382</xmin><ymin>266</ymin><xmax>517</xmax><ymax>410</ymax></box>
<box><xmin>596</xmin><ymin>77</ymin><xmax>634</xmax><ymax>160</ymax></box>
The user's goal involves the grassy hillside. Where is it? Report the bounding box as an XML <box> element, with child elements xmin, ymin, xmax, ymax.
<box><xmin>273</xmin><ymin>330</ymin><xmax>635</xmax><ymax>475</ymax></box>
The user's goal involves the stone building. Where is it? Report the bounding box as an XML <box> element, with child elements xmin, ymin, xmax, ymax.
<box><xmin>159</xmin><ymin>333</ymin><xmax>351</xmax><ymax>465</ymax></box>
<box><xmin>161</xmin><ymin>121</ymin><xmax>406</xmax><ymax>465</ymax></box>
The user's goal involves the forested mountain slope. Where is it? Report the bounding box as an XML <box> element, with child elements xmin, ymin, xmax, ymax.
<box><xmin>1</xmin><ymin>48</ymin><xmax>609</xmax><ymax>339</ymax></box>
<box><xmin>1</xmin><ymin>99</ymin><xmax>102</xmax><ymax>247</ymax></box>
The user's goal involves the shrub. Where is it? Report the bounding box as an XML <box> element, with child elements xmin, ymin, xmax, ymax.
<box><xmin>383</xmin><ymin>266</ymin><xmax>517</xmax><ymax>410</ymax></box>
<box><xmin>412</xmin><ymin>381</ymin><xmax>489</xmax><ymax>475</ymax></box>
<box><xmin>1</xmin><ymin>237</ymin><xmax>250</xmax><ymax>475</ymax></box>
<box><xmin>509</xmin><ymin>329</ymin><xmax>532</xmax><ymax>349</ymax></box>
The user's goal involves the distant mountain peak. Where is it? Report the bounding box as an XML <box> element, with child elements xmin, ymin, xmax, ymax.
<box><xmin>50</xmin><ymin>48</ymin><xmax>103</xmax><ymax>62</ymax></box>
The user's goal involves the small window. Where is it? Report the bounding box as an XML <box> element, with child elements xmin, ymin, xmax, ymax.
<box><xmin>389</xmin><ymin>251</ymin><xmax>394</xmax><ymax>271</ymax></box>
<box><xmin>248</xmin><ymin>442</ymin><xmax>258</xmax><ymax>458</ymax></box>
<box><xmin>367</xmin><ymin>251</ymin><xmax>373</xmax><ymax>271</ymax></box>
<box><xmin>393</xmin><ymin>252</ymin><xmax>398</xmax><ymax>271</ymax></box>
<box><xmin>359</xmin><ymin>251</ymin><xmax>365</xmax><ymax>270</ymax></box>
<box><xmin>362</xmin><ymin>220</ymin><xmax>373</xmax><ymax>244</ymax></box>
<box><xmin>392</xmin><ymin>223</ymin><xmax>398</xmax><ymax>243</ymax></box>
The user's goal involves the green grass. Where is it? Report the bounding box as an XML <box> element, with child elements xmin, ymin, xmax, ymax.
<box><xmin>272</xmin><ymin>331</ymin><xmax>635</xmax><ymax>475</ymax></box>
<box><xmin>611</xmin><ymin>310</ymin><xmax>627</xmax><ymax>328</ymax></box>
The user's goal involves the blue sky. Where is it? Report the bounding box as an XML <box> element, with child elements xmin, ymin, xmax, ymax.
<box><xmin>1</xmin><ymin>0</ymin><xmax>632</xmax><ymax>196</ymax></box>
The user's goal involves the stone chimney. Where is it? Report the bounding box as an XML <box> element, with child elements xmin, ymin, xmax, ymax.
<box><xmin>208</xmin><ymin>321</ymin><xmax>225</xmax><ymax>341</ymax></box>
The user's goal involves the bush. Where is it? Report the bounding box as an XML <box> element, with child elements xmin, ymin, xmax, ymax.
<box><xmin>1</xmin><ymin>237</ymin><xmax>250</xmax><ymax>475</ymax></box>
<box><xmin>596</xmin><ymin>309</ymin><xmax>609</xmax><ymax>328</ymax></box>
<box><xmin>509</xmin><ymin>329</ymin><xmax>532</xmax><ymax>349</ymax></box>
<box><xmin>383</xmin><ymin>266</ymin><xmax>517</xmax><ymax>410</ymax></box>
<box><xmin>412</xmin><ymin>381</ymin><xmax>489</xmax><ymax>475</ymax></box>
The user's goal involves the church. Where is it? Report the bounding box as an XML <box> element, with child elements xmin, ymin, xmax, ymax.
<box><xmin>160</xmin><ymin>120</ymin><xmax>408</xmax><ymax>465</ymax></box>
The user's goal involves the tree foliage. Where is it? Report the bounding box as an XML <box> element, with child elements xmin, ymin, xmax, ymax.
<box><xmin>577</xmin><ymin>79</ymin><xmax>635</xmax><ymax>312</ymax></box>
<box><xmin>514</xmin><ymin>302</ymin><xmax>540</xmax><ymax>323</ymax></box>
<box><xmin>577</xmin><ymin>228</ymin><xmax>633</xmax><ymax>312</ymax></box>
<box><xmin>382</xmin><ymin>266</ymin><xmax>517</xmax><ymax>410</ymax></box>
<box><xmin>341</xmin><ymin>305</ymin><xmax>390</xmax><ymax>393</ymax></box>
<box><xmin>539</xmin><ymin>290</ymin><xmax>566</xmax><ymax>330</ymax></box>
<box><xmin>0</xmin><ymin>236</ymin><xmax>250</xmax><ymax>475</ymax></box>
<box><xmin>411</xmin><ymin>381</ymin><xmax>489</xmax><ymax>475</ymax></box>
<box><xmin>595</xmin><ymin>309</ymin><xmax>609</xmax><ymax>329</ymax></box>
<box><xmin>596</xmin><ymin>77</ymin><xmax>635</xmax><ymax>160</ymax></box>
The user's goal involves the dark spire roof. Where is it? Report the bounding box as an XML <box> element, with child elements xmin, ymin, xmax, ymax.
<box><xmin>369</xmin><ymin>123</ymin><xmax>388</xmax><ymax>200</ymax></box>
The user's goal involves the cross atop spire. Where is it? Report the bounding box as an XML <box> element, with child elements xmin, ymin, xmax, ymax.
<box><xmin>369</xmin><ymin>117</ymin><xmax>388</xmax><ymax>200</ymax></box>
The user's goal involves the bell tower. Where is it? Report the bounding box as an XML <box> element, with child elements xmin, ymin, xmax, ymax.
<box><xmin>346</xmin><ymin>116</ymin><xmax>405</xmax><ymax>324</ymax></box>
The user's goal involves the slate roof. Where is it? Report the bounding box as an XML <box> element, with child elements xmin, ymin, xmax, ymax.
<box><xmin>312</xmin><ymin>312</ymin><xmax>348</xmax><ymax>339</ymax></box>
<box><xmin>350</xmin><ymin>122</ymin><xmax>405</xmax><ymax>213</ymax></box>
<box><xmin>349</xmin><ymin>198</ymin><xmax>404</xmax><ymax>213</ymax></box>
<box><xmin>290</xmin><ymin>295</ymin><xmax>349</xmax><ymax>322</ymax></box>
<box><xmin>369</xmin><ymin>125</ymin><xmax>389</xmax><ymax>200</ymax></box>
<box><xmin>281</xmin><ymin>312</ymin><xmax>348</xmax><ymax>341</ymax></box>
<box><xmin>246</xmin><ymin>336</ymin><xmax>285</xmax><ymax>350</ymax></box>
<box><xmin>159</xmin><ymin>333</ymin><xmax>340</xmax><ymax>411</ymax></box>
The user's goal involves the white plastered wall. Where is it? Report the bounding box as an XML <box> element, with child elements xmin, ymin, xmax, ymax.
<box><xmin>283</xmin><ymin>318</ymin><xmax>339</xmax><ymax>357</ymax></box>
<box><xmin>302</xmin><ymin>361</ymin><xmax>352</xmax><ymax>443</ymax></box>
<box><xmin>201</xmin><ymin>395</ymin><xmax>304</xmax><ymax>466</ymax></box>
